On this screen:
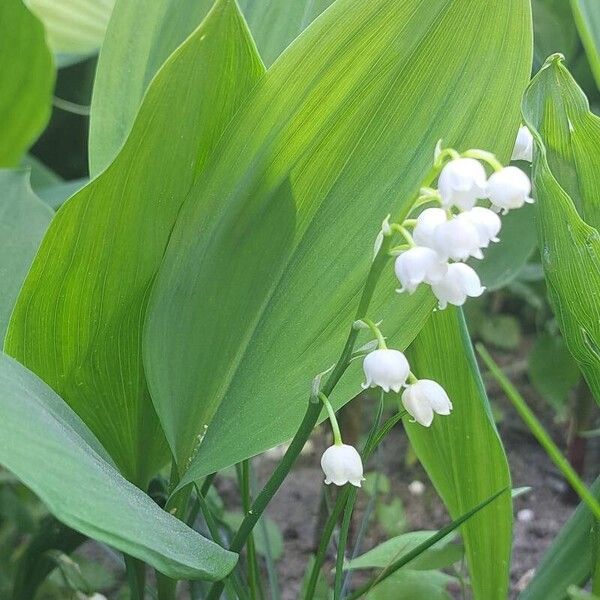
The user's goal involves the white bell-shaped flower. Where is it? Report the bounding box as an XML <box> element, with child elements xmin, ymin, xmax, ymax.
<box><xmin>394</xmin><ymin>246</ymin><xmax>447</xmax><ymax>293</ymax></box>
<box><xmin>402</xmin><ymin>379</ymin><xmax>453</xmax><ymax>427</ymax></box>
<box><xmin>462</xmin><ymin>206</ymin><xmax>502</xmax><ymax>248</ymax></box>
<box><xmin>438</xmin><ymin>158</ymin><xmax>487</xmax><ymax>210</ymax></box>
<box><xmin>321</xmin><ymin>443</ymin><xmax>364</xmax><ymax>487</ymax></box>
<box><xmin>362</xmin><ymin>348</ymin><xmax>410</xmax><ymax>393</ymax></box>
<box><xmin>413</xmin><ymin>207</ymin><xmax>447</xmax><ymax>248</ymax></box>
<box><xmin>431</xmin><ymin>263</ymin><xmax>485</xmax><ymax>309</ymax></box>
<box><xmin>511</xmin><ymin>125</ymin><xmax>533</xmax><ymax>163</ymax></box>
<box><xmin>432</xmin><ymin>213</ymin><xmax>483</xmax><ymax>261</ymax></box>
<box><xmin>487</xmin><ymin>166</ymin><xmax>533</xmax><ymax>214</ymax></box>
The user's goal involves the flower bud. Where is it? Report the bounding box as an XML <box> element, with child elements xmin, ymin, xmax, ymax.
<box><xmin>462</xmin><ymin>206</ymin><xmax>501</xmax><ymax>248</ymax></box>
<box><xmin>438</xmin><ymin>158</ymin><xmax>487</xmax><ymax>210</ymax></box>
<box><xmin>431</xmin><ymin>262</ymin><xmax>485</xmax><ymax>309</ymax></box>
<box><xmin>402</xmin><ymin>379</ymin><xmax>453</xmax><ymax>427</ymax></box>
<box><xmin>362</xmin><ymin>348</ymin><xmax>410</xmax><ymax>393</ymax></box>
<box><xmin>511</xmin><ymin>125</ymin><xmax>533</xmax><ymax>163</ymax></box>
<box><xmin>321</xmin><ymin>443</ymin><xmax>364</xmax><ymax>487</ymax></box>
<box><xmin>413</xmin><ymin>207</ymin><xmax>447</xmax><ymax>248</ymax></box>
<box><xmin>432</xmin><ymin>214</ymin><xmax>483</xmax><ymax>261</ymax></box>
<box><xmin>487</xmin><ymin>166</ymin><xmax>533</xmax><ymax>214</ymax></box>
<box><xmin>394</xmin><ymin>246</ymin><xmax>447</xmax><ymax>293</ymax></box>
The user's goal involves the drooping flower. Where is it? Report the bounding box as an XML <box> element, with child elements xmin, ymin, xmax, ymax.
<box><xmin>321</xmin><ymin>443</ymin><xmax>365</xmax><ymax>487</ymax></box>
<box><xmin>462</xmin><ymin>206</ymin><xmax>502</xmax><ymax>248</ymax></box>
<box><xmin>432</xmin><ymin>214</ymin><xmax>483</xmax><ymax>261</ymax></box>
<box><xmin>413</xmin><ymin>207</ymin><xmax>448</xmax><ymax>248</ymax></box>
<box><xmin>438</xmin><ymin>158</ymin><xmax>487</xmax><ymax>210</ymax></box>
<box><xmin>394</xmin><ymin>246</ymin><xmax>447</xmax><ymax>293</ymax></box>
<box><xmin>362</xmin><ymin>348</ymin><xmax>410</xmax><ymax>393</ymax></box>
<box><xmin>511</xmin><ymin>125</ymin><xmax>534</xmax><ymax>163</ymax></box>
<box><xmin>401</xmin><ymin>379</ymin><xmax>453</xmax><ymax>427</ymax></box>
<box><xmin>486</xmin><ymin>166</ymin><xmax>533</xmax><ymax>214</ymax></box>
<box><xmin>430</xmin><ymin>262</ymin><xmax>485</xmax><ymax>309</ymax></box>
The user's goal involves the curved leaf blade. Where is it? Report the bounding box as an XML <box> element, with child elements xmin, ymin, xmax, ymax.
<box><xmin>143</xmin><ymin>0</ymin><xmax>533</xmax><ymax>484</ymax></box>
<box><xmin>0</xmin><ymin>353</ymin><xmax>237</xmax><ymax>580</ymax></box>
<box><xmin>405</xmin><ymin>309</ymin><xmax>513</xmax><ymax>600</ymax></box>
<box><xmin>0</xmin><ymin>0</ymin><xmax>54</xmax><ymax>167</ymax></box>
<box><xmin>5</xmin><ymin>0</ymin><xmax>265</xmax><ymax>485</ymax></box>
<box><xmin>523</xmin><ymin>54</ymin><xmax>600</xmax><ymax>405</ymax></box>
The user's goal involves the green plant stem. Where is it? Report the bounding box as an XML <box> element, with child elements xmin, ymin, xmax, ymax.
<box><xmin>194</xmin><ymin>484</ymin><xmax>249</xmax><ymax>600</ymax></box>
<box><xmin>206</xmin><ymin>239</ymin><xmax>393</xmax><ymax>600</ymax></box>
<box><xmin>320</xmin><ymin>392</ymin><xmax>343</xmax><ymax>445</ymax></box>
<box><xmin>592</xmin><ymin>519</ymin><xmax>600</xmax><ymax>597</ymax></box>
<box><xmin>334</xmin><ymin>395</ymin><xmax>384</xmax><ymax>599</ymax></box>
<box><xmin>346</xmin><ymin>488</ymin><xmax>507</xmax><ymax>599</ymax></box>
<box><xmin>241</xmin><ymin>460</ymin><xmax>262</xmax><ymax>600</ymax></box>
<box><xmin>124</xmin><ymin>555</ymin><xmax>145</xmax><ymax>600</ymax></box>
<box><xmin>477</xmin><ymin>344</ymin><xmax>600</xmax><ymax>521</ymax></box>
<box><xmin>360</xmin><ymin>318</ymin><xmax>387</xmax><ymax>350</ymax></box>
<box><xmin>305</xmin><ymin>401</ymin><xmax>397</xmax><ymax>599</ymax></box>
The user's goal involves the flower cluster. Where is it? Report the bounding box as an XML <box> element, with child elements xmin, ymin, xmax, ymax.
<box><xmin>394</xmin><ymin>129</ymin><xmax>534</xmax><ymax>310</ymax></box>
<box><xmin>320</xmin><ymin>127</ymin><xmax>535</xmax><ymax>488</ymax></box>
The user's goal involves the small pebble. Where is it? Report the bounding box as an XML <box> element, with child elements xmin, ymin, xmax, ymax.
<box><xmin>408</xmin><ymin>480</ymin><xmax>426</xmax><ymax>496</ymax></box>
<box><xmin>517</xmin><ymin>508</ymin><xmax>535</xmax><ymax>522</ymax></box>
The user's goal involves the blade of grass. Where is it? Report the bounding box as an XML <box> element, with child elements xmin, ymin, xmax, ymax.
<box><xmin>477</xmin><ymin>344</ymin><xmax>600</xmax><ymax>521</ymax></box>
<box><xmin>346</xmin><ymin>487</ymin><xmax>508</xmax><ymax>599</ymax></box>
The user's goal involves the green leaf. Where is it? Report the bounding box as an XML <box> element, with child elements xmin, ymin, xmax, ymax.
<box><xmin>521</xmin><ymin>477</ymin><xmax>600</xmax><ymax>600</ymax></box>
<box><xmin>532</xmin><ymin>0</ymin><xmax>579</xmax><ymax>70</ymax></box>
<box><xmin>366</xmin><ymin>569</ymin><xmax>456</xmax><ymax>600</ymax></box>
<box><xmin>222</xmin><ymin>511</ymin><xmax>284</xmax><ymax>561</ymax></box>
<box><xmin>569</xmin><ymin>0</ymin><xmax>600</xmax><ymax>89</ymax></box>
<box><xmin>144</xmin><ymin>0</ymin><xmax>532</xmax><ymax>486</ymax></box>
<box><xmin>0</xmin><ymin>171</ymin><xmax>53</xmax><ymax>342</ymax></box>
<box><xmin>0</xmin><ymin>0</ymin><xmax>54</xmax><ymax>167</ymax></box>
<box><xmin>344</xmin><ymin>531</ymin><xmax>462</xmax><ymax>572</ymax></box>
<box><xmin>0</xmin><ymin>353</ymin><xmax>236</xmax><ymax>581</ymax></box>
<box><xmin>477</xmin><ymin>202</ymin><xmax>536</xmax><ymax>290</ymax></box>
<box><xmin>6</xmin><ymin>0</ymin><xmax>265</xmax><ymax>485</ymax></box>
<box><xmin>478</xmin><ymin>314</ymin><xmax>522</xmax><ymax>350</ymax></box>
<box><xmin>405</xmin><ymin>309</ymin><xmax>513</xmax><ymax>600</ymax></box>
<box><xmin>528</xmin><ymin>333</ymin><xmax>581</xmax><ymax>411</ymax></box>
<box><xmin>89</xmin><ymin>0</ymin><xmax>334</xmax><ymax>175</ymax></box>
<box><xmin>522</xmin><ymin>54</ymin><xmax>600</xmax><ymax>406</ymax></box>
<box><xmin>24</xmin><ymin>0</ymin><xmax>114</xmax><ymax>55</ymax></box>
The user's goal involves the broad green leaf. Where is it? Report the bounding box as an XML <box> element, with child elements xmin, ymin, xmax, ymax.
<box><xmin>6</xmin><ymin>0</ymin><xmax>265</xmax><ymax>485</ymax></box>
<box><xmin>521</xmin><ymin>476</ymin><xmax>600</xmax><ymax>600</ymax></box>
<box><xmin>145</xmin><ymin>0</ymin><xmax>532</xmax><ymax>486</ymax></box>
<box><xmin>477</xmin><ymin>202</ymin><xmax>536</xmax><ymax>290</ymax></box>
<box><xmin>0</xmin><ymin>0</ymin><xmax>54</xmax><ymax>167</ymax></box>
<box><xmin>24</xmin><ymin>0</ymin><xmax>114</xmax><ymax>55</ymax></box>
<box><xmin>89</xmin><ymin>0</ymin><xmax>334</xmax><ymax>175</ymax></box>
<box><xmin>0</xmin><ymin>171</ymin><xmax>53</xmax><ymax>341</ymax></box>
<box><xmin>405</xmin><ymin>308</ymin><xmax>513</xmax><ymax>600</ymax></box>
<box><xmin>569</xmin><ymin>0</ymin><xmax>600</xmax><ymax>89</ymax></box>
<box><xmin>522</xmin><ymin>54</ymin><xmax>600</xmax><ymax>406</ymax></box>
<box><xmin>528</xmin><ymin>333</ymin><xmax>581</xmax><ymax>411</ymax></box>
<box><xmin>366</xmin><ymin>569</ymin><xmax>456</xmax><ymax>600</ymax></box>
<box><xmin>0</xmin><ymin>353</ymin><xmax>236</xmax><ymax>580</ymax></box>
<box><xmin>344</xmin><ymin>531</ymin><xmax>462</xmax><ymax>572</ymax></box>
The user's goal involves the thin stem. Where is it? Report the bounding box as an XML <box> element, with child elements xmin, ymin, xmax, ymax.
<box><xmin>320</xmin><ymin>392</ymin><xmax>342</xmax><ymax>445</ymax></box>
<box><xmin>477</xmin><ymin>344</ymin><xmax>600</xmax><ymax>521</ymax></box>
<box><xmin>305</xmin><ymin>404</ymin><xmax>401</xmax><ymax>598</ymax></box>
<box><xmin>334</xmin><ymin>395</ymin><xmax>384</xmax><ymax>599</ymax></box>
<box><xmin>361</xmin><ymin>318</ymin><xmax>387</xmax><ymax>350</ymax></box>
<box><xmin>461</xmin><ymin>148</ymin><xmax>503</xmax><ymax>172</ymax></box>
<box><xmin>124</xmin><ymin>555</ymin><xmax>145</xmax><ymax>600</ymax></box>
<box><xmin>194</xmin><ymin>484</ymin><xmax>249</xmax><ymax>600</ymax></box>
<box><xmin>390</xmin><ymin>224</ymin><xmax>415</xmax><ymax>247</ymax></box>
<box><xmin>241</xmin><ymin>460</ymin><xmax>262</xmax><ymax>600</ymax></box>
